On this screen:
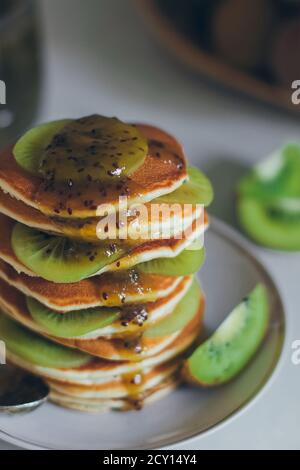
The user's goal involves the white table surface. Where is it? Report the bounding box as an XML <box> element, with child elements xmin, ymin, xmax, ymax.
<box><xmin>1</xmin><ymin>0</ymin><xmax>300</xmax><ymax>450</ymax></box>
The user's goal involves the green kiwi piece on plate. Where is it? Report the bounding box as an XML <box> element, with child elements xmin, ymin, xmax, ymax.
<box><xmin>156</xmin><ymin>166</ymin><xmax>213</xmax><ymax>206</ymax></box>
<box><xmin>13</xmin><ymin>119</ymin><xmax>72</xmax><ymax>174</ymax></box>
<box><xmin>27</xmin><ymin>297</ymin><xmax>120</xmax><ymax>338</ymax></box>
<box><xmin>11</xmin><ymin>222</ymin><xmax>125</xmax><ymax>283</ymax></box>
<box><xmin>39</xmin><ymin>115</ymin><xmax>148</xmax><ymax>183</ymax></box>
<box><xmin>237</xmin><ymin>197</ymin><xmax>300</xmax><ymax>251</ymax></box>
<box><xmin>144</xmin><ymin>280</ymin><xmax>202</xmax><ymax>338</ymax></box>
<box><xmin>138</xmin><ymin>247</ymin><xmax>205</xmax><ymax>277</ymax></box>
<box><xmin>183</xmin><ymin>284</ymin><xmax>269</xmax><ymax>386</ymax></box>
<box><xmin>238</xmin><ymin>144</ymin><xmax>300</xmax><ymax>250</ymax></box>
<box><xmin>0</xmin><ymin>313</ymin><xmax>91</xmax><ymax>368</ymax></box>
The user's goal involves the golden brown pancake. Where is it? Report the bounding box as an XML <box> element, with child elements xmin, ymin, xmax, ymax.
<box><xmin>47</xmin><ymin>361</ymin><xmax>178</xmax><ymax>399</ymax></box>
<box><xmin>0</xmin><ymin>125</ymin><xmax>187</xmax><ymax>219</ymax></box>
<box><xmin>7</xmin><ymin>348</ymin><xmax>181</xmax><ymax>411</ymax></box>
<box><xmin>49</xmin><ymin>377</ymin><xmax>179</xmax><ymax>412</ymax></box>
<box><xmin>0</xmin><ymin>276</ymin><xmax>203</xmax><ymax>361</ymax></box>
<box><xmin>0</xmin><ymin>212</ymin><xmax>207</xmax><ymax>279</ymax></box>
<box><xmin>0</xmin><ymin>275</ymin><xmax>193</xmax><ymax>338</ymax></box>
<box><xmin>0</xmin><ymin>187</ymin><xmax>203</xmax><ymax>243</ymax></box>
<box><xmin>6</xmin><ymin>323</ymin><xmax>196</xmax><ymax>386</ymax></box>
<box><xmin>0</xmin><ymin>260</ymin><xmax>184</xmax><ymax>311</ymax></box>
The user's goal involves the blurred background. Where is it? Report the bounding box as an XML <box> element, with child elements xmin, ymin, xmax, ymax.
<box><xmin>0</xmin><ymin>0</ymin><xmax>299</xmax><ymax>226</ymax></box>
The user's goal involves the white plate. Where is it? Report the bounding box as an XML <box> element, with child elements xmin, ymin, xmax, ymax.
<box><xmin>0</xmin><ymin>218</ymin><xmax>285</xmax><ymax>450</ymax></box>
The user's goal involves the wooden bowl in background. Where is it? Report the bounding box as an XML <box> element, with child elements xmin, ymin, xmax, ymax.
<box><xmin>136</xmin><ymin>0</ymin><xmax>300</xmax><ymax>116</ymax></box>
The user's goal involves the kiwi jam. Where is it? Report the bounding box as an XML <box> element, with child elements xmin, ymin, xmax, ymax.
<box><xmin>35</xmin><ymin>115</ymin><xmax>147</xmax><ymax>220</ymax></box>
<box><xmin>121</xmin><ymin>370</ymin><xmax>145</xmax><ymax>410</ymax></box>
<box><xmin>98</xmin><ymin>269</ymin><xmax>160</xmax><ymax>307</ymax></box>
<box><xmin>29</xmin><ymin>117</ymin><xmax>186</xmax><ymax>220</ymax></box>
<box><xmin>39</xmin><ymin>115</ymin><xmax>148</xmax><ymax>184</ymax></box>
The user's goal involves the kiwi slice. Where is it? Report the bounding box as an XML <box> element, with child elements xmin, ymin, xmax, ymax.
<box><xmin>13</xmin><ymin>119</ymin><xmax>72</xmax><ymax>174</ymax></box>
<box><xmin>27</xmin><ymin>297</ymin><xmax>120</xmax><ymax>338</ymax></box>
<box><xmin>0</xmin><ymin>313</ymin><xmax>91</xmax><ymax>368</ymax></box>
<box><xmin>237</xmin><ymin>144</ymin><xmax>300</xmax><ymax>250</ymax></box>
<box><xmin>239</xmin><ymin>144</ymin><xmax>300</xmax><ymax>202</ymax></box>
<box><xmin>11</xmin><ymin>222</ymin><xmax>125</xmax><ymax>283</ymax></box>
<box><xmin>138</xmin><ymin>247</ymin><xmax>205</xmax><ymax>277</ymax></box>
<box><xmin>237</xmin><ymin>197</ymin><xmax>300</xmax><ymax>251</ymax></box>
<box><xmin>184</xmin><ymin>284</ymin><xmax>269</xmax><ymax>386</ymax></box>
<box><xmin>156</xmin><ymin>166</ymin><xmax>213</xmax><ymax>206</ymax></box>
<box><xmin>13</xmin><ymin>116</ymin><xmax>148</xmax><ymax>183</ymax></box>
<box><xmin>39</xmin><ymin>115</ymin><xmax>148</xmax><ymax>183</ymax></box>
<box><xmin>144</xmin><ymin>280</ymin><xmax>202</xmax><ymax>338</ymax></box>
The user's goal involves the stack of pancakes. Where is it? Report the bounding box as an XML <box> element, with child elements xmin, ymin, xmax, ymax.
<box><xmin>0</xmin><ymin>118</ymin><xmax>211</xmax><ymax>412</ymax></box>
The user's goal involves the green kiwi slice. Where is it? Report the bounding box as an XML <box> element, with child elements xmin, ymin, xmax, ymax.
<box><xmin>40</xmin><ymin>115</ymin><xmax>148</xmax><ymax>183</ymax></box>
<box><xmin>13</xmin><ymin>119</ymin><xmax>72</xmax><ymax>174</ymax></box>
<box><xmin>11</xmin><ymin>222</ymin><xmax>125</xmax><ymax>283</ymax></box>
<box><xmin>144</xmin><ymin>280</ymin><xmax>202</xmax><ymax>338</ymax></box>
<box><xmin>27</xmin><ymin>297</ymin><xmax>120</xmax><ymax>338</ymax></box>
<box><xmin>184</xmin><ymin>284</ymin><xmax>269</xmax><ymax>386</ymax></box>
<box><xmin>0</xmin><ymin>313</ymin><xmax>91</xmax><ymax>368</ymax></box>
<box><xmin>237</xmin><ymin>144</ymin><xmax>300</xmax><ymax>250</ymax></box>
<box><xmin>137</xmin><ymin>247</ymin><xmax>205</xmax><ymax>277</ymax></box>
<box><xmin>238</xmin><ymin>144</ymin><xmax>300</xmax><ymax>202</ymax></box>
<box><xmin>13</xmin><ymin>116</ymin><xmax>148</xmax><ymax>183</ymax></box>
<box><xmin>156</xmin><ymin>166</ymin><xmax>214</xmax><ymax>206</ymax></box>
<box><xmin>237</xmin><ymin>197</ymin><xmax>300</xmax><ymax>251</ymax></box>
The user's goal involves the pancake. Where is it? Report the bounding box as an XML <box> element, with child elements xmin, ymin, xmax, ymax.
<box><xmin>6</xmin><ymin>348</ymin><xmax>180</xmax><ymax>411</ymax></box>
<box><xmin>0</xmin><ymin>125</ymin><xmax>187</xmax><ymax>219</ymax></box>
<box><xmin>5</xmin><ymin>315</ymin><xmax>199</xmax><ymax>411</ymax></box>
<box><xmin>5</xmin><ymin>320</ymin><xmax>198</xmax><ymax>386</ymax></box>
<box><xmin>0</xmin><ymin>277</ymin><xmax>204</xmax><ymax>361</ymax></box>
<box><xmin>0</xmin><ymin>187</ymin><xmax>203</xmax><ymax>243</ymax></box>
<box><xmin>0</xmin><ymin>275</ymin><xmax>193</xmax><ymax>338</ymax></box>
<box><xmin>49</xmin><ymin>377</ymin><xmax>179</xmax><ymax>412</ymax></box>
<box><xmin>42</xmin><ymin>300</ymin><xmax>204</xmax><ymax>361</ymax></box>
<box><xmin>0</xmin><ymin>260</ymin><xmax>184</xmax><ymax>311</ymax></box>
<box><xmin>0</xmin><ymin>213</ymin><xmax>207</xmax><ymax>280</ymax></box>
<box><xmin>46</xmin><ymin>361</ymin><xmax>178</xmax><ymax>400</ymax></box>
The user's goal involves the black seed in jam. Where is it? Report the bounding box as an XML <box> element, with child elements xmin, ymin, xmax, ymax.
<box><xmin>67</xmin><ymin>208</ymin><xmax>73</xmax><ymax>215</ymax></box>
<box><xmin>89</xmin><ymin>255</ymin><xmax>95</xmax><ymax>262</ymax></box>
<box><xmin>109</xmin><ymin>243</ymin><xmax>117</xmax><ymax>253</ymax></box>
<box><xmin>102</xmin><ymin>292</ymin><xmax>109</xmax><ymax>300</ymax></box>
<box><xmin>149</xmin><ymin>139</ymin><xmax>164</xmax><ymax>148</ymax></box>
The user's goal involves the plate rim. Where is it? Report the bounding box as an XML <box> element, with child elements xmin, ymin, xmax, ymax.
<box><xmin>0</xmin><ymin>217</ymin><xmax>286</xmax><ymax>450</ymax></box>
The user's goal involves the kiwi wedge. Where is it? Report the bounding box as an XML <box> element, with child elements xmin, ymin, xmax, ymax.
<box><xmin>138</xmin><ymin>247</ymin><xmax>205</xmax><ymax>277</ymax></box>
<box><xmin>27</xmin><ymin>297</ymin><xmax>120</xmax><ymax>338</ymax></box>
<box><xmin>13</xmin><ymin>119</ymin><xmax>72</xmax><ymax>174</ymax></box>
<box><xmin>183</xmin><ymin>284</ymin><xmax>269</xmax><ymax>386</ymax></box>
<box><xmin>0</xmin><ymin>313</ymin><xmax>91</xmax><ymax>368</ymax></box>
<box><xmin>144</xmin><ymin>280</ymin><xmax>202</xmax><ymax>338</ymax></box>
<box><xmin>156</xmin><ymin>166</ymin><xmax>213</xmax><ymax>206</ymax></box>
<box><xmin>237</xmin><ymin>198</ymin><xmax>300</xmax><ymax>251</ymax></box>
<box><xmin>11</xmin><ymin>222</ymin><xmax>125</xmax><ymax>283</ymax></box>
